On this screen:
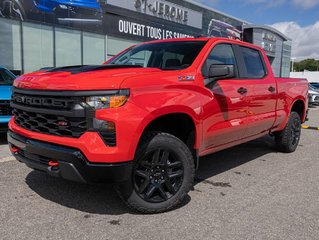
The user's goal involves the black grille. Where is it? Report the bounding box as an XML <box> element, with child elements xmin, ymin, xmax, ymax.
<box><xmin>11</xmin><ymin>89</ymin><xmax>89</xmax><ymax>138</ymax></box>
<box><xmin>0</xmin><ymin>100</ymin><xmax>12</xmax><ymax>116</ymax></box>
<box><xmin>13</xmin><ymin>109</ymin><xmax>87</xmax><ymax>138</ymax></box>
<box><xmin>12</xmin><ymin>93</ymin><xmax>76</xmax><ymax>110</ymax></box>
<box><xmin>11</xmin><ymin>88</ymin><xmax>117</xmax><ymax>145</ymax></box>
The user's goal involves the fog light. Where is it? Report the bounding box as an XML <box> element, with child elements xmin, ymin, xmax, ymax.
<box><xmin>93</xmin><ymin>119</ymin><xmax>116</xmax><ymax>147</ymax></box>
<box><xmin>93</xmin><ymin>119</ymin><xmax>115</xmax><ymax>132</ymax></box>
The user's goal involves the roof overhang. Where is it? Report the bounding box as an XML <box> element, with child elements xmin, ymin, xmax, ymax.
<box><xmin>243</xmin><ymin>24</ymin><xmax>291</xmax><ymax>41</ymax></box>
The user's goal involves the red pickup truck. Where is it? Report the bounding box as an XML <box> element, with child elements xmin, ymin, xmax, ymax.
<box><xmin>8</xmin><ymin>38</ymin><xmax>308</xmax><ymax>213</ymax></box>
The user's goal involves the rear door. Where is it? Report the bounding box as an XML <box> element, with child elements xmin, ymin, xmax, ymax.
<box><xmin>234</xmin><ymin>45</ymin><xmax>277</xmax><ymax>137</ymax></box>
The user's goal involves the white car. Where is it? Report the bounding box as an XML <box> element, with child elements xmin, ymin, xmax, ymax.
<box><xmin>308</xmin><ymin>85</ymin><xmax>319</xmax><ymax>106</ymax></box>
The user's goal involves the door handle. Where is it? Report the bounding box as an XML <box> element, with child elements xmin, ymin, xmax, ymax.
<box><xmin>268</xmin><ymin>86</ymin><xmax>276</xmax><ymax>93</ymax></box>
<box><xmin>237</xmin><ymin>87</ymin><xmax>247</xmax><ymax>94</ymax></box>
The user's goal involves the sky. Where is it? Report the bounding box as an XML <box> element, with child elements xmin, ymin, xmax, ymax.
<box><xmin>193</xmin><ymin>0</ymin><xmax>319</xmax><ymax>60</ymax></box>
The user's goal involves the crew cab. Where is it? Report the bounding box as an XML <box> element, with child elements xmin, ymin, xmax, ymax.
<box><xmin>8</xmin><ymin>38</ymin><xmax>308</xmax><ymax>213</ymax></box>
<box><xmin>0</xmin><ymin>66</ymin><xmax>15</xmax><ymax>132</ymax></box>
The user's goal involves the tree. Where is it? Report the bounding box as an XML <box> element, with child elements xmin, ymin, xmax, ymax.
<box><xmin>292</xmin><ymin>59</ymin><xmax>319</xmax><ymax>72</ymax></box>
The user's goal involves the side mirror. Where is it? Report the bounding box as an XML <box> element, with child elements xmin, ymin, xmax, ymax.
<box><xmin>204</xmin><ymin>64</ymin><xmax>235</xmax><ymax>86</ymax></box>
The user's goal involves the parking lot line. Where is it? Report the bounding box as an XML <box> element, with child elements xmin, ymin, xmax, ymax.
<box><xmin>0</xmin><ymin>156</ymin><xmax>15</xmax><ymax>163</ymax></box>
<box><xmin>302</xmin><ymin>125</ymin><xmax>319</xmax><ymax>130</ymax></box>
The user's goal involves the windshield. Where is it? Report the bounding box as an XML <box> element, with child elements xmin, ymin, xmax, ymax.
<box><xmin>109</xmin><ymin>41</ymin><xmax>207</xmax><ymax>70</ymax></box>
<box><xmin>0</xmin><ymin>68</ymin><xmax>16</xmax><ymax>85</ymax></box>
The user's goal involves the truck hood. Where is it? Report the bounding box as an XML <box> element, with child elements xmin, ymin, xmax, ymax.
<box><xmin>14</xmin><ymin>65</ymin><xmax>163</xmax><ymax>91</ymax></box>
<box><xmin>0</xmin><ymin>86</ymin><xmax>12</xmax><ymax>100</ymax></box>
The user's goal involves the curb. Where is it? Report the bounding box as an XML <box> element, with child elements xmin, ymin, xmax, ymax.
<box><xmin>302</xmin><ymin>125</ymin><xmax>319</xmax><ymax>130</ymax></box>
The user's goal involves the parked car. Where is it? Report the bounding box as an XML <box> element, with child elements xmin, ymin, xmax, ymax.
<box><xmin>0</xmin><ymin>66</ymin><xmax>15</xmax><ymax>132</ymax></box>
<box><xmin>8</xmin><ymin>38</ymin><xmax>308</xmax><ymax>213</ymax></box>
<box><xmin>0</xmin><ymin>0</ymin><xmax>102</xmax><ymax>24</ymax></box>
<box><xmin>308</xmin><ymin>84</ymin><xmax>319</xmax><ymax>106</ymax></box>
<box><xmin>309</xmin><ymin>82</ymin><xmax>319</xmax><ymax>90</ymax></box>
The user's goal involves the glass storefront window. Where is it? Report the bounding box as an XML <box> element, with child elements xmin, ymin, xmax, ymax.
<box><xmin>22</xmin><ymin>22</ymin><xmax>54</xmax><ymax>73</ymax></box>
<box><xmin>83</xmin><ymin>32</ymin><xmax>106</xmax><ymax>65</ymax></box>
<box><xmin>281</xmin><ymin>41</ymin><xmax>292</xmax><ymax>77</ymax></box>
<box><xmin>0</xmin><ymin>17</ymin><xmax>109</xmax><ymax>73</ymax></box>
<box><xmin>0</xmin><ymin>18</ymin><xmax>21</xmax><ymax>71</ymax></box>
<box><xmin>55</xmin><ymin>28</ymin><xmax>82</xmax><ymax>67</ymax></box>
<box><xmin>107</xmin><ymin>37</ymin><xmax>140</xmax><ymax>58</ymax></box>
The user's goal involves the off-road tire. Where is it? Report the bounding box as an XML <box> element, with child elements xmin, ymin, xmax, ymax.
<box><xmin>116</xmin><ymin>132</ymin><xmax>195</xmax><ymax>214</ymax></box>
<box><xmin>275</xmin><ymin>111</ymin><xmax>301</xmax><ymax>153</ymax></box>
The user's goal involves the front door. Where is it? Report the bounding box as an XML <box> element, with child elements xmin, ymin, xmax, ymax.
<box><xmin>201</xmin><ymin>44</ymin><xmax>249</xmax><ymax>149</ymax></box>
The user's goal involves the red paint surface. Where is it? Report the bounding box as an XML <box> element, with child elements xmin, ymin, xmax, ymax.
<box><xmin>10</xmin><ymin>38</ymin><xmax>308</xmax><ymax>163</ymax></box>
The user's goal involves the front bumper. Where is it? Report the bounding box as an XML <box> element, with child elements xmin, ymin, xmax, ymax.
<box><xmin>0</xmin><ymin>116</ymin><xmax>11</xmax><ymax>133</ymax></box>
<box><xmin>8</xmin><ymin>130</ymin><xmax>133</xmax><ymax>183</ymax></box>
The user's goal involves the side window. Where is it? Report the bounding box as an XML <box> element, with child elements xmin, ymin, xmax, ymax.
<box><xmin>240</xmin><ymin>47</ymin><xmax>266</xmax><ymax>78</ymax></box>
<box><xmin>202</xmin><ymin>44</ymin><xmax>237</xmax><ymax>78</ymax></box>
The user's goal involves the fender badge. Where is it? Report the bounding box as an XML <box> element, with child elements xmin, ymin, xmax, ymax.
<box><xmin>57</xmin><ymin>121</ymin><xmax>69</xmax><ymax>126</ymax></box>
<box><xmin>178</xmin><ymin>75</ymin><xmax>195</xmax><ymax>81</ymax></box>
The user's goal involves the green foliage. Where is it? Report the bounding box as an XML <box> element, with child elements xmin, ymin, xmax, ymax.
<box><xmin>292</xmin><ymin>59</ymin><xmax>319</xmax><ymax>72</ymax></box>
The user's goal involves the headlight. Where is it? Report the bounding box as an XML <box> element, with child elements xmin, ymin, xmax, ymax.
<box><xmin>85</xmin><ymin>90</ymin><xmax>129</xmax><ymax>109</ymax></box>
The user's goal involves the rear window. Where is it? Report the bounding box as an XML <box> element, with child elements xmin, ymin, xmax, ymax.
<box><xmin>240</xmin><ymin>47</ymin><xmax>266</xmax><ymax>78</ymax></box>
<box><xmin>0</xmin><ymin>68</ymin><xmax>16</xmax><ymax>85</ymax></box>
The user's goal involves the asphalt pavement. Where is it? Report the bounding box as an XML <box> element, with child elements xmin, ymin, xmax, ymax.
<box><xmin>1</xmin><ymin>108</ymin><xmax>319</xmax><ymax>240</ymax></box>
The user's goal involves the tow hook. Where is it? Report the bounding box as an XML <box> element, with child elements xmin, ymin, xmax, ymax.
<box><xmin>9</xmin><ymin>145</ymin><xmax>20</xmax><ymax>155</ymax></box>
<box><xmin>48</xmin><ymin>161</ymin><xmax>60</xmax><ymax>172</ymax></box>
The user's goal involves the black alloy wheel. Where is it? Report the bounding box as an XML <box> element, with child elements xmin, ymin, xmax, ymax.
<box><xmin>290</xmin><ymin>116</ymin><xmax>301</xmax><ymax>146</ymax></box>
<box><xmin>116</xmin><ymin>132</ymin><xmax>195</xmax><ymax>214</ymax></box>
<box><xmin>133</xmin><ymin>148</ymin><xmax>184</xmax><ymax>203</ymax></box>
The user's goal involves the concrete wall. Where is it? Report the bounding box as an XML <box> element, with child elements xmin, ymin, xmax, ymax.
<box><xmin>290</xmin><ymin>71</ymin><xmax>319</xmax><ymax>83</ymax></box>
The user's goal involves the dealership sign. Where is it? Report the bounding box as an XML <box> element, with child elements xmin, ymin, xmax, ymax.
<box><xmin>134</xmin><ymin>0</ymin><xmax>188</xmax><ymax>22</ymax></box>
<box><xmin>104</xmin><ymin>13</ymin><xmax>201</xmax><ymax>41</ymax></box>
<box><xmin>118</xmin><ymin>19</ymin><xmax>194</xmax><ymax>39</ymax></box>
<box><xmin>107</xmin><ymin>0</ymin><xmax>203</xmax><ymax>29</ymax></box>
<box><xmin>261</xmin><ymin>31</ymin><xmax>277</xmax><ymax>53</ymax></box>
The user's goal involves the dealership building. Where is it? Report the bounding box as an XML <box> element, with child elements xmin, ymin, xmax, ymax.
<box><xmin>0</xmin><ymin>0</ymin><xmax>291</xmax><ymax>77</ymax></box>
